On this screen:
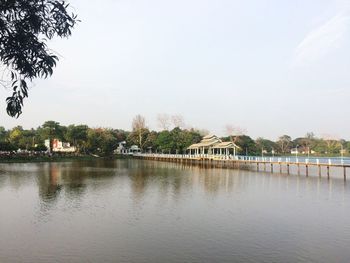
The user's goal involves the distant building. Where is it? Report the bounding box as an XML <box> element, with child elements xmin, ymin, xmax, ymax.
<box><xmin>128</xmin><ymin>145</ymin><xmax>141</xmax><ymax>155</ymax></box>
<box><xmin>290</xmin><ymin>148</ymin><xmax>299</xmax><ymax>154</ymax></box>
<box><xmin>114</xmin><ymin>143</ymin><xmax>141</xmax><ymax>155</ymax></box>
<box><xmin>45</xmin><ymin>139</ymin><xmax>76</xmax><ymax>153</ymax></box>
<box><xmin>187</xmin><ymin>135</ymin><xmax>240</xmax><ymax>156</ymax></box>
<box><xmin>44</xmin><ymin>139</ymin><xmax>50</xmax><ymax>151</ymax></box>
<box><xmin>115</xmin><ymin>141</ymin><xmax>128</xmax><ymax>154</ymax></box>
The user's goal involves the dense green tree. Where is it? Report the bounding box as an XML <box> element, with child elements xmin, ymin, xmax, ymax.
<box><xmin>234</xmin><ymin>135</ymin><xmax>258</xmax><ymax>155</ymax></box>
<box><xmin>65</xmin><ymin>124</ymin><xmax>88</xmax><ymax>153</ymax></box>
<box><xmin>18</xmin><ymin>129</ymin><xmax>36</xmax><ymax>150</ymax></box>
<box><xmin>0</xmin><ymin>0</ymin><xmax>78</xmax><ymax>117</ymax></box>
<box><xmin>255</xmin><ymin>137</ymin><xmax>277</xmax><ymax>154</ymax></box>
<box><xmin>42</xmin><ymin>121</ymin><xmax>64</xmax><ymax>139</ymax></box>
<box><xmin>8</xmin><ymin>126</ymin><xmax>23</xmax><ymax>148</ymax></box>
<box><xmin>143</xmin><ymin>131</ymin><xmax>158</xmax><ymax>152</ymax></box>
<box><xmin>155</xmin><ymin>130</ymin><xmax>172</xmax><ymax>153</ymax></box>
<box><xmin>86</xmin><ymin>128</ymin><xmax>117</xmax><ymax>156</ymax></box>
<box><xmin>0</xmin><ymin>126</ymin><xmax>8</xmax><ymax>141</ymax></box>
<box><xmin>99</xmin><ymin>130</ymin><xmax>118</xmax><ymax>156</ymax></box>
<box><xmin>0</xmin><ymin>141</ymin><xmax>16</xmax><ymax>151</ymax></box>
<box><xmin>112</xmin><ymin>129</ymin><xmax>129</xmax><ymax>143</ymax></box>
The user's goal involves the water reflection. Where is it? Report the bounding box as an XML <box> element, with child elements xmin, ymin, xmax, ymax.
<box><xmin>0</xmin><ymin>159</ymin><xmax>349</xmax><ymax>205</ymax></box>
<box><xmin>37</xmin><ymin>163</ymin><xmax>62</xmax><ymax>202</ymax></box>
<box><xmin>1</xmin><ymin>160</ymin><xmax>350</xmax><ymax>263</ymax></box>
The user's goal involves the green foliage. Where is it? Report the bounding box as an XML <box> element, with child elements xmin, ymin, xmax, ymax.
<box><xmin>41</xmin><ymin>121</ymin><xmax>64</xmax><ymax>140</ymax></box>
<box><xmin>155</xmin><ymin>128</ymin><xmax>201</xmax><ymax>154</ymax></box>
<box><xmin>256</xmin><ymin>137</ymin><xmax>277</xmax><ymax>153</ymax></box>
<box><xmin>0</xmin><ymin>126</ymin><xmax>8</xmax><ymax>141</ymax></box>
<box><xmin>33</xmin><ymin>144</ymin><xmax>47</xmax><ymax>152</ymax></box>
<box><xmin>0</xmin><ymin>141</ymin><xmax>16</xmax><ymax>151</ymax></box>
<box><xmin>0</xmin><ymin>0</ymin><xmax>78</xmax><ymax>117</ymax></box>
<box><xmin>0</xmin><ymin>122</ymin><xmax>348</xmax><ymax>158</ymax></box>
<box><xmin>86</xmin><ymin>128</ymin><xmax>118</xmax><ymax>156</ymax></box>
<box><xmin>66</xmin><ymin>125</ymin><xmax>88</xmax><ymax>153</ymax></box>
<box><xmin>234</xmin><ymin>135</ymin><xmax>258</xmax><ymax>155</ymax></box>
<box><xmin>127</xmin><ymin>128</ymin><xmax>149</xmax><ymax>150</ymax></box>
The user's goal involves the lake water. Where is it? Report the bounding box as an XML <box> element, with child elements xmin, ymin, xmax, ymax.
<box><xmin>1</xmin><ymin>159</ymin><xmax>350</xmax><ymax>263</ymax></box>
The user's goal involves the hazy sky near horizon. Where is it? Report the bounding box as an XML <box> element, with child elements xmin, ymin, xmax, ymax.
<box><xmin>1</xmin><ymin>0</ymin><xmax>350</xmax><ymax>140</ymax></box>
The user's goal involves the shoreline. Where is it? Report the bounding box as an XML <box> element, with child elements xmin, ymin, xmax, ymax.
<box><xmin>0</xmin><ymin>154</ymin><xmax>130</xmax><ymax>164</ymax></box>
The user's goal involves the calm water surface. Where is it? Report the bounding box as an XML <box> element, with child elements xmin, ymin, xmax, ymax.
<box><xmin>0</xmin><ymin>159</ymin><xmax>350</xmax><ymax>263</ymax></box>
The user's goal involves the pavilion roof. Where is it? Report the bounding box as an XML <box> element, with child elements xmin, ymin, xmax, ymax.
<box><xmin>187</xmin><ymin>140</ymin><xmax>218</xmax><ymax>149</ymax></box>
<box><xmin>212</xmin><ymin>142</ymin><xmax>240</xmax><ymax>149</ymax></box>
<box><xmin>187</xmin><ymin>135</ymin><xmax>240</xmax><ymax>150</ymax></box>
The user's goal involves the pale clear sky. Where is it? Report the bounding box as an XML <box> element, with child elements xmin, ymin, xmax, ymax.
<box><xmin>1</xmin><ymin>0</ymin><xmax>349</xmax><ymax>140</ymax></box>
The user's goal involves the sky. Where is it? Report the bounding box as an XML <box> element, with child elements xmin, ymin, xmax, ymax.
<box><xmin>1</xmin><ymin>0</ymin><xmax>350</xmax><ymax>140</ymax></box>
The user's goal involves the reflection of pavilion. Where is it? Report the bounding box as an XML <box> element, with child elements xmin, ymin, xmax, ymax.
<box><xmin>187</xmin><ymin>135</ymin><xmax>240</xmax><ymax>156</ymax></box>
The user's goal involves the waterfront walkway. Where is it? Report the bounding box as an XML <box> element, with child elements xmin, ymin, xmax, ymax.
<box><xmin>134</xmin><ymin>153</ymin><xmax>350</xmax><ymax>180</ymax></box>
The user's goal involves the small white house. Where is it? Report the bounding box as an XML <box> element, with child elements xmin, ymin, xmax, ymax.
<box><xmin>115</xmin><ymin>141</ymin><xmax>128</xmax><ymax>154</ymax></box>
<box><xmin>290</xmin><ymin>148</ymin><xmax>300</xmax><ymax>154</ymax></box>
<box><xmin>128</xmin><ymin>145</ymin><xmax>141</xmax><ymax>155</ymax></box>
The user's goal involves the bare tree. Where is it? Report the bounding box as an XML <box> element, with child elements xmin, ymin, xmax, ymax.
<box><xmin>301</xmin><ymin>132</ymin><xmax>315</xmax><ymax>154</ymax></box>
<box><xmin>157</xmin><ymin>113</ymin><xmax>170</xmax><ymax>131</ymax></box>
<box><xmin>171</xmin><ymin>114</ymin><xmax>185</xmax><ymax>128</ymax></box>
<box><xmin>277</xmin><ymin>135</ymin><xmax>292</xmax><ymax>154</ymax></box>
<box><xmin>224</xmin><ymin>124</ymin><xmax>246</xmax><ymax>143</ymax></box>
<box><xmin>321</xmin><ymin>133</ymin><xmax>340</xmax><ymax>154</ymax></box>
<box><xmin>132</xmin><ymin>115</ymin><xmax>147</xmax><ymax>150</ymax></box>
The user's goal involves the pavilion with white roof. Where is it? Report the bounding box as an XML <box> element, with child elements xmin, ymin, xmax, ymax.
<box><xmin>187</xmin><ymin>135</ymin><xmax>240</xmax><ymax>156</ymax></box>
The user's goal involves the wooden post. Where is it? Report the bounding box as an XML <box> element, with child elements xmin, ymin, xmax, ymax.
<box><xmin>306</xmin><ymin>165</ymin><xmax>308</xmax><ymax>177</ymax></box>
<box><xmin>344</xmin><ymin>167</ymin><xmax>346</xmax><ymax>181</ymax></box>
<box><xmin>297</xmin><ymin>164</ymin><xmax>300</xmax><ymax>175</ymax></box>
<box><xmin>271</xmin><ymin>163</ymin><xmax>273</xmax><ymax>172</ymax></box>
<box><xmin>318</xmin><ymin>165</ymin><xmax>321</xmax><ymax>177</ymax></box>
<box><xmin>257</xmin><ymin>162</ymin><xmax>259</xmax><ymax>171</ymax></box>
<box><xmin>287</xmin><ymin>164</ymin><xmax>290</xmax><ymax>174</ymax></box>
<box><xmin>327</xmin><ymin>166</ymin><xmax>330</xmax><ymax>179</ymax></box>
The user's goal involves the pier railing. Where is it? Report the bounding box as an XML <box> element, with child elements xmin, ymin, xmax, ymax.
<box><xmin>134</xmin><ymin>153</ymin><xmax>349</xmax><ymax>165</ymax></box>
<box><xmin>133</xmin><ymin>153</ymin><xmax>350</xmax><ymax>180</ymax></box>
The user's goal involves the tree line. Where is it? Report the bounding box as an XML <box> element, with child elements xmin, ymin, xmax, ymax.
<box><xmin>0</xmin><ymin>117</ymin><xmax>348</xmax><ymax>157</ymax></box>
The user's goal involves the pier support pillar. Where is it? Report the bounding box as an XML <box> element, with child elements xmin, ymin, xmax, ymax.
<box><xmin>318</xmin><ymin>166</ymin><xmax>321</xmax><ymax>177</ymax></box>
<box><xmin>327</xmin><ymin>166</ymin><xmax>330</xmax><ymax>179</ymax></box>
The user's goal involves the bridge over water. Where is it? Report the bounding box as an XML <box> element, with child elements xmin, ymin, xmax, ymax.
<box><xmin>134</xmin><ymin>153</ymin><xmax>350</xmax><ymax>180</ymax></box>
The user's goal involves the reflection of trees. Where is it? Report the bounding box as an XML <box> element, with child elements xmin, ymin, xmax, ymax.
<box><xmin>37</xmin><ymin>163</ymin><xmax>62</xmax><ymax>203</ymax></box>
<box><xmin>127</xmin><ymin>160</ymin><xmax>242</xmax><ymax>201</ymax></box>
<box><xmin>130</xmin><ymin>169</ymin><xmax>149</xmax><ymax>202</ymax></box>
